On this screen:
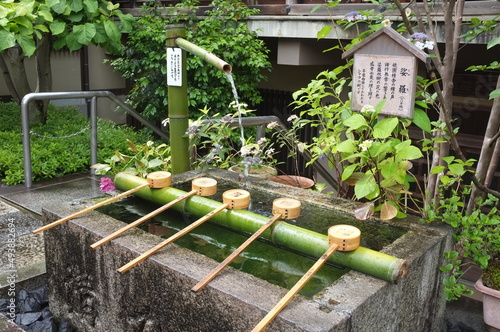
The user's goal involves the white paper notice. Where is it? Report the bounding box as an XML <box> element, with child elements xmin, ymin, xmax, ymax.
<box><xmin>167</xmin><ymin>48</ymin><xmax>182</xmax><ymax>87</ymax></box>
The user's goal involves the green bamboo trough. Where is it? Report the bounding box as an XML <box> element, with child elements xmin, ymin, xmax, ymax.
<box><xmin>113</xmin><ymin>172</ymin><xmax>408</xmax><ymax>283</ymax></box>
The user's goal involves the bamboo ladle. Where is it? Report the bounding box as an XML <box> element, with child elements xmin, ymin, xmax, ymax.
<box><xmin>252</xmin><ymin>224</ymin><xmax>361</xmax><ymax>332</ymax></box>
<box><xmin>90</xmin><ymin>177</ymin><xmax>218</xmax><ymax>249</ymax></box>
<box><xmin>117</xmin><ymin>188</ymin><xmax>251</xmax><ymax>274</ymax></box>
<box><xmin>32</xmin><ymin>171</ymin><xmax>172</xmax><ymax>234</ymax></box>
<box><xmin>192</xmin><ymin>197</ymin><xmax>301</xmax><ymax>292</ymax></box>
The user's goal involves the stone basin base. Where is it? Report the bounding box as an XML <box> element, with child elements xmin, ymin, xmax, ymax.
<box><xmin>42</xmin><ymin>169</ymin><xmax>452</xmax><ymax>332</ymax></box>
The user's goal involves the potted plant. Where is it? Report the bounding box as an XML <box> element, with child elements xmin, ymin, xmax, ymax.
<box><xmin>425</xmin><ymin>166</ymin><xmax>500</xmax><ymax>329</ymax></box>
<box><xmin>475</xmin><ymin>260</ymin><xmax>500</xmax><ymax>332</ymax></box>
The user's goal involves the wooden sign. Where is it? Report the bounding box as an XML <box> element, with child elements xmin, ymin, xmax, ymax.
<box><xmin>352</xmin><ymin>54</ymin><xmax>416</xmax><ymax>118</ymax></box>
<box><xmin>343</xmin><ymin>27</ymin><xmax>430</xmax><ymax>118</ymax></box>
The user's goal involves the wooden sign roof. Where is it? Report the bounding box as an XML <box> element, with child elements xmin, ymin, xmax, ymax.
<box><xmin>342</xmin><ymin>26</ymin><xmax>431</xmax><ymax>64</ymax></box>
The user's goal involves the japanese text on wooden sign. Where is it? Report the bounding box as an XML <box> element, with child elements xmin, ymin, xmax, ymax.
<box><xmin>167</xmin><ymin>48</ymin><xmax>182</xmax><ymax>87</ymax></box>
<box><xmin>352</xmin><ymin>54</ymin><xmax>416</xmax><ymax>118</ymax></box>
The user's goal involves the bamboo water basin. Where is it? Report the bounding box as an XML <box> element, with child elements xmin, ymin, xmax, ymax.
<box><xmin>41</xmin><ymin>169</ymin><xmax>452</xmax><ymax>332</ymax></box>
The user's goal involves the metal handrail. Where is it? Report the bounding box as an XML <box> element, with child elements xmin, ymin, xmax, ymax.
<box><xmin>21</xmin><ymin>91</ymin><xmax>168</xmax><ymax>188</ymax></box>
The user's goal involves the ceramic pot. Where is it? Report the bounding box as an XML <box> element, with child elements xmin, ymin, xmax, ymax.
<box><xmin>268</xmin><ymin>175</ymin><xmax>315</xmax><ymax>189</ymax></box>
<box><xmin>475</xmin><ymin>278</ymin><xmax>500</xmax><ymax>332</ymax></box>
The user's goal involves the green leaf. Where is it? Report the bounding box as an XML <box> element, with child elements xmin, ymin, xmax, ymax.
<box><xmin>430</xmin><ymin>165</ymin><xmax>445</xmax><ymax>174</ymax></box>
<box><xmin>73</xmin><ymin>23</ymin><xmax>96</xmax><ymax>44</ymax></box>
<box><xmin>395</xmin><ymin>140</ymin><xmax>423</xmax><ymax>160</ymax></box>
<box><xmin>440</xmin><ymin>175</ymin><xmax>451</xmax><ymax>185</ymax></box>
<box><xmin>489</xmin><ymin>89</ymin><xmax>500</xmax><ymax>100</ymax></box>
<box><xmin>487</xmin><ymin>37</ymin><xmax>500</xmax><ymax>50</ymax></box>
<box><xmin>50</xmin><ymin>21</ymin><xmax>66</xmax><ymax>35</ymax></box>
<box><xmin>413</xmin><ymin>108</ymin><xmax>431</xmax><ymax>133</ymax></box>
<box><xmin>16</xmin><ymin>34</ymin><xmax>36</xmax><ymax>56</ymax></box>
<box><xmin>354</xmin><ymin>173</ymin><xmax>377</xmax><ymax>199</ymax></box>
<box><xmin>373</xmin><ymin>117</ymin><xmax>398</xmax><ymax>139</ymax></box>
<box><xmin>147</xmin><ymin>158</ymin><xmax>165</xmax><ymax>168</ymax></box>
<box><xmin>65</xmin><ymin>32</ymin><xmax>82</xmax><ymax>51</ymax></box>
<box><xmin>317</xmin><ymin>25</ymin><xmax>333</xmax><ymax>39</ymax></box>
<box><xmin>0</xmin><ymin>30</ymin><xmax>16</xmax><ymax>52</ymax></box>
<box><xmin>342</xmin><ymin>163</ymin><xmax>358</xmax><ymax>181</ymax></box>
<box><xmin>38</xmin><ymin>10</ymin><xmax>54</xmax><ymax>22</ymax></box>
<box><xmin>448</xmin><ymin>163</ymin><xmax>465</xmax><ymax>175</ymax></box>
<box><xmin>48</xmin><ymin>0</ymin><xmax>67</xmax><ymax>14</ymax></box>
<box><xmin>343</xmin><ymin>113</ymin><xmax>367</xmax><ymax>130</ymax></box>
<box><xmin>34</xmin><ymin>24</ymin><xmax>49</xmax><ymax>33</ymax></box>
<box><xmin>103</xmin><ymin>19</ymin><xmax>121</xmax><ymax>42</ymax></box>
<box><xmin>396</xmin><ymin>145</ymin><xmax>423</xmax><ymax>160</ymax></box>
<box><xmin>83</xmin><ymin>0</ymin><xmax>98</xmax><ymax>13</ymax></box>
<box><xmin>69</xmin><ymin>0</ymin><xmax>83</xmax><ymax>12</ymax></box>
<box><xmin>336</xmin><ymin>139</ymin><xmax>357</xmax><ymax>153</ymax></box>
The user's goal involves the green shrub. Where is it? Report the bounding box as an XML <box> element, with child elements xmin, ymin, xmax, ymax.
<box><xmin>108</xmin><ymin>0</ymin><xmax>271</xmax><ymax>122</ymax></box>
<box><xmin>0</xmin><ymin>102</ymin><xmax>156</xmax><ymax>185</ymax></box>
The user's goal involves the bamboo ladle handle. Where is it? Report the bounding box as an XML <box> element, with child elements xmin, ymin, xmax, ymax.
<box><xmin>252</xmin><ymin>225</ymin><xmax>361</xmax><ymax>332</ymax></box>
<box><xmin>90</xmin><ymin>190</ymin><xmax>198</xmax><ymax>249</ymax></box>
<box><xmin>192</xmin><ymin>213</ymin><xmax>281</xmax><ymax>292</ymax></box>
<box><xmin>91</xmin><ymin>176</ymin><xmax>218</xmax><ymax>249</ymax></box>
<box><xmin>32</xmin><ymin>171</ymin><xmax>172</xmax><ymax>234</ymax></box>
<box><xmin>117</xmin><ymin>189</ymin><xmax>250</xmax><ymax>274</ymax></box>
<box><xmin>192</xmin><ymin>198</ymin><xmax>301</xmax><ymax>292</ymax></box>
<box><xmin>32</xmin><ymin>183</ymin><xmax>150</xmax><ymax>234</ymax></box>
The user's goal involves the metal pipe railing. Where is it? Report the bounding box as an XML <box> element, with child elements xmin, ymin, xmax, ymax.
<box><xmin>21</xmin><ymin>91</ymin><xmax>169</xmax><ymax>188</ymax></box>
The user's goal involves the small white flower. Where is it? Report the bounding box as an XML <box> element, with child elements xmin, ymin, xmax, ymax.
<box><xmin>267</xmin><ymin>121</ymin><xmax>278</xmax><ymax>129</ymax></box>
<box><xmin>287</xmin><ymin>115</ymin><xmax>298</xmax><ymax>122</ymax></box>
<box><xmin>359</xmin><ymin>140</ymin><xmax>373</xmax><ymax>152</ymax></box>
<box><xmin>382</xmin><ymin>19</ymin><xmax>391</xmax><ymax>26</ymax></box>
<box><xmin>424</xmin><ymin>40</ymin><xmax>434</xmax><ymax>50</ymax></box>
<box><xmin>240</xmin><ymin>144</ymin><xmax>259</xmax><ymax>156</ymax></box>
<box><xmin>414</xmin><ymin>41</ymin><xmax>425</xmax><ymax>50</ymax></box>
<box><xmin>297</xmin><ymin>142</ymin><xmax>306</xmax><ymax>153</ymax></box>
<box><xmin>146</xmin><ymin>141</ymin><xmax>154</xmax><ymax>147</ymax></box>
<box><xmin>257</xmin><ymin>137</ymin><xmax>267</xmax><ymax>145</ymax></box>
<box><xmin>405</xmin><ymin>8</ymin><xmax>412</xmax><ymax>16</ymax></box>
<box><xmin>265</xmin><ymin>148</ymin><xmax>275</xmax><ymax>155</ymax></box>
<box><xmin>361</xmin><ymin>104</ymin><xmax>375</xmax><ymax>113</ymax></box>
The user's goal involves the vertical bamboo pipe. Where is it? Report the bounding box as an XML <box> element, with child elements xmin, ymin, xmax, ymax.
<box><xmin>166</xmin><ymin>25</ymin><xmax>190</xmax><ymax>174</ymax></box>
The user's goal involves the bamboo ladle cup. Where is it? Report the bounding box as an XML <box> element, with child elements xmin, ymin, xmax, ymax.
<box><xmin>32</xmin><ymin>171</ymin><xmax>172</xmax><ymax>234</ymax></box>
<box><xmin>117</xmin><ymin>189</ymin><xmax>251</xmax><ymax>274</ymax></box>
<box><xmin>90</xmin><ymin>177</ymin><xmax>218</xmax><ymax>249</ymax></box>
<box><xmin>192</xmin><ymin>197</ymin><xmax>301</xmax><ymax>292</ymax></box>
<box><xmin>252</xmin><ymin>224</ymin><xmax>361</xmax><ymax>332</ymax></box>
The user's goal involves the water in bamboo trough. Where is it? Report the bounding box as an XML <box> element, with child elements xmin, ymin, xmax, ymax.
<box><xmin>97</xmin><ymin>172</ymin><xmax>407</xmax><ymax>296</ymax></box>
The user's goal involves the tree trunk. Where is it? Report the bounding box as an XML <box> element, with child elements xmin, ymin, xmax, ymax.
<box><xmin>1</xmin><ymin>47</ymin><xmax>38</xmax><ymax>119</ymax></box>
<box><xmin>467</xmin><ymin>74</ymin><xmax>500</xmax><ymax>213</ymax></box>
<box><xmin>35</xmin><ymin>34</ymin><xmax>53</xmax><ymax>124</ymax></box>
<box><xmin>0</xmin><ymin>53</ymin><xmax>20</xmax><ymax>102</ymax></box>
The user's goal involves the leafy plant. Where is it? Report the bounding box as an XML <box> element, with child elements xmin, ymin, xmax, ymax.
<box><xmin>107</xmin><ymin>0</ymin><xmax>271</xmax><ymax>122</ymax></box>
<box><xmin>0</xmin><ymin>0</ymin><xmax>133</xmax><ymax>122</ymax></box>
<box><xmin>427</xmin><ymin>165</ymin><xmax>500</xmax><ymax>299</ymax></box>
<box><xmin>291</xmin><ymin>64</ymin><xmax>431</xmax><ymax>220</ymax></box>
<box><xmin>0</xmin><ymin>102</ymin><xmax>154</xmax><ymax>185</ymax></box>
<box><xmin>92</xmin><ymin>140</ymin><xmax>171</xmax><ymax>177</ymax></box>
<box><xmin>185</xmin><ymin>104</ymin><xmax>278</xmax><ymax>172</ymax></box>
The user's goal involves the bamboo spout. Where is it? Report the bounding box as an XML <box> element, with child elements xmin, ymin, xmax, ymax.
<box><xmin>174</xmin><ymin>37</ymin><xmax>232</xmax><ymax>74</ymax></box>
